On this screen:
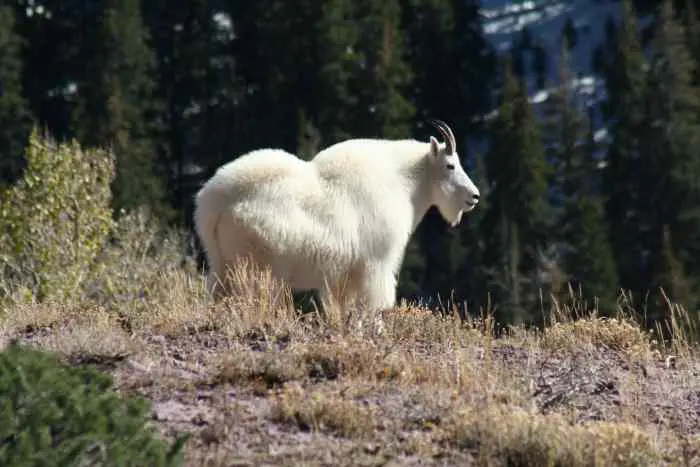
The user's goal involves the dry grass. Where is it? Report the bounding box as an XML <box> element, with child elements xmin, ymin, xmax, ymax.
<box><xmin>445</xmin><ymin>404</ymin><xmax>663</xmax><ymax>467</ymax></box>
<box><xmin>1</xmin><ymin>257</ymin><xmax>699</xmax><ymax>466</ymax></box>
<box><xmin>541</xmin><ymin>316</ymin><xmax>660</xmax><ymax>360</ymax></box>
<box><xmin>269</xmin><ymin>383</ymin><xmax>376</xmax><ymax>439</ymax></box>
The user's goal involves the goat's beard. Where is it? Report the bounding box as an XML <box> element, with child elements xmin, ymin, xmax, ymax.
<box><xmin>449</xmin><ymin>210</ymin><xmax>464</xmax><ymax>227</ymax></box>
<box><xmin>436</xmin><ymin>199</ymin><xmax>464</xmax><ymax>227</ymax></box>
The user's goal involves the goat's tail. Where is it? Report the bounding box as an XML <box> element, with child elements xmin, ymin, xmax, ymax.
<box><xmin>193</xmin><ymin>186</ymin><xmax>226</xmax><ymax>297</ymax></box>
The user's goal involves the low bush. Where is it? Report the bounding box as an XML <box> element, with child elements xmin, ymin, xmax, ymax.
<box><xmin>0</xmin><ymin>341</ymin><xmax>189</xmax><ymax>466</ymax></box>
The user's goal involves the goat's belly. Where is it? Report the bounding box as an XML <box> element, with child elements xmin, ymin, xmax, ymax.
<box><xmin>273</xmin><ymin>251</ymin><xmax>355</xmax><ymax>290</ymax></box>
<box><xmin>284</xmin><ymin>266</ymin><xmax>325</xmax><ymax>290</ymax></box>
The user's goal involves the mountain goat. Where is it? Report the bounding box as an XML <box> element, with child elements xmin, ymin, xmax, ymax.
<box><xmin>194</xmin><ymin>119</ymin><xmax>481</xmax><ymax>313</ymax></box>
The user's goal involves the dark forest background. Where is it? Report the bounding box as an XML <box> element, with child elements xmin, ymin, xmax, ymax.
<box><xmin>1</xmin><ymin>0</ymin><xmax>699</xmax><ymax>328</ymax></box>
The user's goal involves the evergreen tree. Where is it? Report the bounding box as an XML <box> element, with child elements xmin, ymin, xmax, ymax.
<box><xmin>566</xmin><ymin>196</ymin><xmax>621</xmax><ymax>313</ymax></box>
<box><xmin>454</xmin><ymin>149</ymin><xmax>491</xmax><ymax>314</ymax></box>
<box><xmin>12</xmin><ymin>0</ymin><xmax>82</xmax><ymax>141</ymax></box>
<box><xmin>0</xmin><ymin>5</ymin><xmax>32</xmax><ymax>186</ymax></box>
<box><xmin>481</xmin><ymin>59</ymin><xmax>550</xmax><ymax>325</ymax></box>
<box><xmin>350</xmin><ymin>0</ymin><xmax>415</xmax><ymax>139</ymax></box>
<box><xmin>396</xmin><ymin>234</ymin><xmax>426</xmax><ymax>303</ymax></box>
<box><xmin>642</xmin><ymin>0</ymin><xmax>700</xmax><ymax>313</ymax></box>
<box><xmin>599</xmin><ymin>0</ymin><xmax>649</xmax><ymax>298</ymax></box>
<box><xmin>314</xmin><ymin>0</ymin><xmax>362</xmax><ymax>145</ymax></box>
<box><xmin>563</xmin><ymin>16</ymin><xmax>578</xmax><ymax>50</ymax></box>
<box><xmin>400</xmin><ymin>0</ymin><xmax>495</xmax><ymax>133</ymax></box>
<box><xmin>228</xmin><ymin>0</ymin><xmax>361</xmax><ymax>153</ymax></box>
<box><xmin>647</xmin><ymin>225</ymin><xmax>693</xmax><ymax>322</ymax></box>
<box><xmin>72</xmin><ymin>0</ymin><xmax>167</xmax><ymax>218</ymax></box>
<box><xmin>542</xmin><ymin>44</ymin><xmax>619</xmax><ymax>313</ymax></box>
<box><xmin>143</xmin><ymin>0</ymin><xmax>227</xmax><ymax>221</ymax></box>
<box><xmin>227</xmin><ymin>0</ymin><xmax>294</xmax><ymax>151</ymax></box>
<box><xmin>682</xmin><ymin>0</ymin><xmax>700</xmax><ymax>85</ymax></box>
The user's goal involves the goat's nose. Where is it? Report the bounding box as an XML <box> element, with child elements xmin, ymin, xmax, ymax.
<box><xmin>472</xmin><ymin>193</ymin><xmax>480</xmax><ymax>202</ymax></box>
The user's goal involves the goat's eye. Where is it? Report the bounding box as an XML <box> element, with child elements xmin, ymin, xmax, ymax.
<box><xmin>446</xmin><ymin>163</ymin><xmax>455</xmax><ymax>170</ymax></box>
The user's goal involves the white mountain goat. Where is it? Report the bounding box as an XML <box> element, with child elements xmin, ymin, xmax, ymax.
<box><xmin>194</xmin><ymin>119</ymin><xmax>481</xmax><ymax>313</ymax></box>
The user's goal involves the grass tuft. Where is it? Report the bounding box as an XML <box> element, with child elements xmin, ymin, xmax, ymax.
<box><xmin>446</xmin><ymin>404</ymin><xmax>661</xmax><ymax>467</ymax></box>
<box><xmin>269</xmin><ymin>383</ymin><xmax>375</xmax><ymax>439</ymax></box>
<box><xmin>541</xmin><ymin>316</ymin><xmax>659</xmax><ymax>360</ymax></box>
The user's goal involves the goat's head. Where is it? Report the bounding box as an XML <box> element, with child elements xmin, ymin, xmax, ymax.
<box><xmin>426</xmin><ymin>119</ymin><xmax>481</xmax><ymax>226</ymax></box>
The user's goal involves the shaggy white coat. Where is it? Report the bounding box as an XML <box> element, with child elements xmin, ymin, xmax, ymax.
<box><xmin>194</xmin><ymin>136</ymin><xmax>480</xmax><ymax>311</ymax></box>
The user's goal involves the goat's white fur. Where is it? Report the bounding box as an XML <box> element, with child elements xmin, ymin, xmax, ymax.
<box><xmin>194</xmin><ymin>122</ymin><xmax>481</xmax><ymax>312</ymax></box>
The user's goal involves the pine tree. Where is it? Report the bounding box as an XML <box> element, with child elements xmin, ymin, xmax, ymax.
<box><xmin>542</xmin><ymin>44</ymin><xmax>619</xmax><ymax>313</ymax></box>
<box><xmin>454</xmin><ymin>149</ymin><xmax>491</xmax><ymax>314</ymax></box>
<box><xmin>600</xmin><ymin>0</ymin><xmax>648</xmax><ymax>298</ymax></box>
<box><xmin>643</xmin><ymin>0</ymin><xmax>700</xmax><ymax>314</ymax></box>
<box><xmin>481</xmin><ymin>58</ymin><xmax>550</xmax><ymax>325</ymax></box>
<box><xmin>350</xmin><ymin>0</ymin><xmax>415</xmax><ymax>139</ymax></box>
<box><xmin>73</xmin><ymin>0</ymin><xmax>167</xmax><ymax>217</ymax></box>
<box><xmin>400</xmin><ymin>0</ymin><xmax>495</xmax><ymax>132</ymax></box>
<box><xmin>310</xmin><ymin>0</ymin><xmax>362</xmax><ymax>147</ymax></box>
<box><xmin>0</xmin><ymin>5</ymin><xmax>32</xmax><ymax>187</ymax></box>
<box><xmin>562</xmin><ymin>16</ymin><xmax>577</xmax><ymax>50</ymax></box>
<box><xmin>682</xmin><ymin>0</ymin><xmax>700</xmax><ymax>85</ymax></box>
<box><xmin>11</xmin><ymin>0</ymin><xmax>83</xmax><ymax>140</ymax></box>
<box><xmin>567</xmin><ymin>196</ymin><xmax>621</xmax><ymax>313</ymax></box>
<box><xmin>396</xmin><ymin>235</ymin><xmax>426</xmax><ymax>303</ymax></box>
<box><xmin>647</xmin><ymin>225</ymin><xmax>693</xmax><ymax>323</ymax></box>
<box><xmin>229</xmin><ymin>0</ymin><xmax>361</xmax><ymax>152</ymax></box>
<box><xmin>143</xmin><ymin>0</ymin><xmax>230</xmax><ymax>221</ymax></box>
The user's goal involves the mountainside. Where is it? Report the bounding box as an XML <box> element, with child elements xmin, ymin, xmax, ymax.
<box><xmin>478</xmin><ymin>0</ymin><xmax>645</xmax><ymax>146</ymax></box>
<box><xmin>482</xmin><ymin>0</ymin><xmax>620</xmax><ymax>98</ymax></box>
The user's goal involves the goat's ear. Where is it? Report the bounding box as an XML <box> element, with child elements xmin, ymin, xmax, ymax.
<box><xmin>429</xmin><ymin>136</ymin><xmax>440</xmax><ymax>158</ymax></box>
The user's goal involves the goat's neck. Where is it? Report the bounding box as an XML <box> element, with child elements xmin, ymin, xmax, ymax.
<box><xmin>403</xmin><ymin>153</ymin><xmax>434</xmax><ymax>233</ymax></box>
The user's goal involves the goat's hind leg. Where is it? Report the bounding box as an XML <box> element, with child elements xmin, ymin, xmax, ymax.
<box><xmin>213</xmin><ymin>217</ymin><xmax>292</xmax><ymax>310</ymax></box>
<box><xmin>218</xmin><ymin>256</ymin><xmax>290</xmax><ymax>311</ymax></box>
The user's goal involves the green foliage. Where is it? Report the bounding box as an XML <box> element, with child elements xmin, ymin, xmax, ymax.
<box><xmin>73</xmin><ymin>0</ymin><xmax>169</xmax><ymax>218</ymax></box>
<box><xmin>565</xmin><ymin>197</ymin><xmax>620</xmax><ymax>313</ymax></box>
<box><xmin>542</xmin><ymin>45</ymin><xmax>619</xmax><ymax>313</ymax></box>
<box><xmin>0</xmin><ymin>5</ymin><xmax>33</xmax><ymax>186</ymax></box>
<box><xmin>0</xmin><ymin>341</ymin><xmax>188</xmax><ymax>466</ymax></box>
<box><xmin>396</xmin><ymin>236</ymin><xmax>426</xmax><ymax>301</ymax></box>
<box><xmin>143</xmin><ymin>0</ymin><xmax>232</xmax><ymax>216</ymax></box>
<box><xmin>347</xmin><ymin>0</ymin><xmax>416</xmax><ymax>139</ymax></box>
<box><xmin>86</xmin><ymin>206</ymin><xmax>198</xmax><ymax>312</ymax></box>
<box><xmin>400</xmin><ymin>0</ymin><xmax>495</xmax><ymax>130</ymax></box>
<box><xmin>398</xmin><ymin>0</ymin><xmax>495</xmax><ymax>309</ymax></box>
<box><xmin>481</xmin><ymin>59</ymin><xmax>551</xmax><ymax>324</ymax></box>
<box><xmin>0</xmin><ymin>128</ymin><xmax>115</xmax><ymax>302</ymax></box>
<box><xmin>648</xmin><ymin>226</ymin><xmax>693</xmax><ymax>318</ymax></box>
<box><xmin>229</xmin><ymin>0</ymin><xmax>362</xmax><ymax>152</ymax></box>
<box><xmin>600</xmin><ymin>0</ymin><xmax>649</xmax><ymax>296</ymax></box>
<box><xmin>643</xmin><ymin>0</ymin><xmax>700</xmax><ymax>292</ymax></box>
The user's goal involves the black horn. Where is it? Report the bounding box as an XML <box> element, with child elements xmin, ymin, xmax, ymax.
<box><xmin>427</xmin><ymin>119</ymin><xmax>456</xmax><ymax>154</ymax></box>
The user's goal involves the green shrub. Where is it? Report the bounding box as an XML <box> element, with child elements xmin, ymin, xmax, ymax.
<box><xmin>0</xmin><ymin>342</ymin><xmax>188</xmax><ymax>466</ymax></box>
<box><xmin>85</xmin><ymin>206</ymin><xmax>199</xmax><ymax>310</ymax></box>
<box><xmin>0</xmin><ymin>128</ymin><xmax>115</xmax><ymax>302</ymax></box>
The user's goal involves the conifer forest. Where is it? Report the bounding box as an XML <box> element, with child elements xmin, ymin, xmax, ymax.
<box><xmin>2</xmin><ymin>0</ymin><xmax>699</xmax><ymax>329</ymax></box>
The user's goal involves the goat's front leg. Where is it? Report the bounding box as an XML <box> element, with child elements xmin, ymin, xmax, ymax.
<box><xmin>356</xmin><ymin>266</ymin><xmax>396</xmax><ymax>334</ymax></box>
